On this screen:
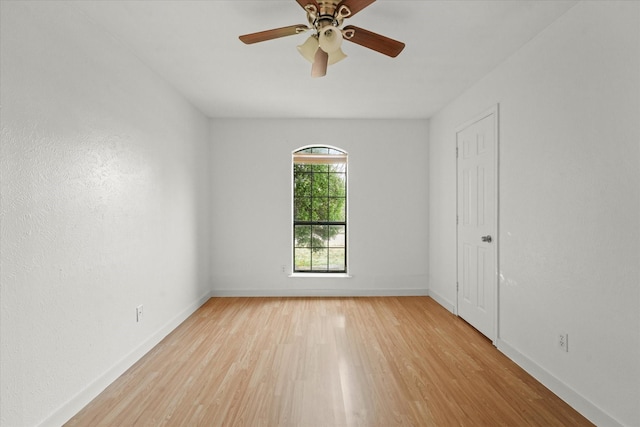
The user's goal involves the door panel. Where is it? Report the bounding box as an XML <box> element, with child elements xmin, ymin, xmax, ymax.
<box><xmin>457</xmin><ymin>109</ymin><xmax>497</xmax><ymax>340</ymax></box>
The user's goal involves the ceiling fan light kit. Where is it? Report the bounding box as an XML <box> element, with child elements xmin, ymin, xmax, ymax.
<box><xmin>239</xmin><ymin>0</ymin><xmax>405</xmax><ymax>78</ymax></box>
<box><xmin>327</xmin><ymin>48</ymin><xmax>347</xmax><ymax>65</ymax></box>
<box><xmin>297</xmin><ymin>35</ymin><xmax>319</xmax><ymax>62</ymax></box>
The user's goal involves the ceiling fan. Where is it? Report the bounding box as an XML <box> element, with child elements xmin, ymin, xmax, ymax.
<box><xmin>239</xmin><ymin>0</ymin><xmax>405</xmax><ymax>78</ymax></box>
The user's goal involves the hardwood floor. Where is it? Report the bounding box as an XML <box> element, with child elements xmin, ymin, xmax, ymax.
<box><xmin>66</xmin><ymin>297</ymin><xmax>593</xmax><ymax>426</ymax></box>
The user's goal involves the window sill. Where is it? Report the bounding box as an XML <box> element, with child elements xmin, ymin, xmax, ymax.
<box><xmin>288</xmin><ymin>273</ymin><xmax>352</xmax><ymax>278</ymax></box>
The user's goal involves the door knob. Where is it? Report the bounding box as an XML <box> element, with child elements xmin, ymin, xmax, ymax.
<box><xmin>481</xmin><ymin>235</ymin><xmax>492</xmax><ymax>243</ymax></box>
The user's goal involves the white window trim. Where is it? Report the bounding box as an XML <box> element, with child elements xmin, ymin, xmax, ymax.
<box><xmin>291</xmin><ymin>145</ymin><xmax>349</xmax><ymax>275</ymax></box>
<box><xmin>288</xmin><ymin>273</ymin><xmax>352</xmax><ymax>278</ymax></box>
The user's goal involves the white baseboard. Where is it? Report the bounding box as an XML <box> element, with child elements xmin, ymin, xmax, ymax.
<box><xmin>425</xmin><ymin>288</ymin><xmax>456</xmax><ymax>314</ymax></box>
<box><xmin>496</xmin><ymin>339</ymin><xmax>622</xmax><ymax>427</ymax></box>
<box><xmin>39</xmin><ymin>291</ymin><xmax>212</xmax><ymax>427</ymax></box>
<box><xmin>210</xmin><ymin>288</ymin><xmax>429</xmax><ymax>297</ymax></box>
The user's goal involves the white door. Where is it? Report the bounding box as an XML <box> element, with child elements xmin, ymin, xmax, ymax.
<box><xmin>456</xmin><ymin>107</ymin><xmax>498</xmax><ymax>341</ymax></box>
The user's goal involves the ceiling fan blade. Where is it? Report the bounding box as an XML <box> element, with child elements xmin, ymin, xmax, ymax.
<box><xmin>311</xmin><ymin>48</ymin><xmax>328</xmax><ymax>78</ymax></box>
<box><xmin>239</xmin><ymin>25</ymin><xmax>309</xmax><ymax>44</ymax></box>
<box><xmin>342</xmin><ymin>25</ymin><xmax>405</xmax><ymax>57</ymax></box>
<box><xmin>337</xmin><ymin>0</ymin><xmax>375</xmax><ymax>17</ymax></box>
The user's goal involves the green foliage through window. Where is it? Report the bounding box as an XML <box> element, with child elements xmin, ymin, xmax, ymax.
<box><xmin>293</xmin><ymin>147</ymin><xmax>347</xmax><ymax>272</ymax></box>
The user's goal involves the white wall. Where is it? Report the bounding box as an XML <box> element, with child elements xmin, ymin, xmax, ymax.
<box><xmin>210</xmin><ymin>119</ymin><xmax>429</xmax><ymax>296</ymax></box>
<box><xmin>428</xmin><ymin>2</ymin><xmax>639</xmax><ymax>426</ymax></box>
<box><xmin>0</xmin><ymin>2</ymin><xmax>211</xmax><ymax>425</ymax></box>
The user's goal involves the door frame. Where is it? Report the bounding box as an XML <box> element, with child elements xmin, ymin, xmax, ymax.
<box><xmin>455</xmin><ymin>104</ymin><xmax>500</xmax><ymax>344</ymax></box>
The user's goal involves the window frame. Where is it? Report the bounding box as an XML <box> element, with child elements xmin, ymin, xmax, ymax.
<box><xmin>292</xmin><ymin>145</ymin><xmax>348</xmax><ymax>274</ymax></box>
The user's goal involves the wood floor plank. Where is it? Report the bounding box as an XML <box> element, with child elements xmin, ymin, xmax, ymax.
<box><xmin>65</xmin><ymin>297</ymin><xmax>594</xmax><ymax>426</ymax></box>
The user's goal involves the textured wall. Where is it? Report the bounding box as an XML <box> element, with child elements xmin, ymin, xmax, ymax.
<box><xmin>210</xmin><ymin>119</ymin><xmax>429</xmax><ymax>296</ymax></box>
<box><xmin>0</xmin><ymin>1</ymin><xmax>211</xmax><ymax>425</ymax></box>
<box><xmin>428</xmin><ymin>2</ymin><xmax>639</xmax><ymax>425</ymax></box>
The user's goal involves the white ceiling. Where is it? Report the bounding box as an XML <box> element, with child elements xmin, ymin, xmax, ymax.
<box><xmin>72</xmin><ymin>0</ymin><xmax>577</xmax><ymax>119</ymax></box>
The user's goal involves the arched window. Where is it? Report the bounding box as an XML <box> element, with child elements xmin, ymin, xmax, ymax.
<box><xmin>293</xmin><ymin>146</ymin><xmax>347</xmax><ymax>273</ymax></box>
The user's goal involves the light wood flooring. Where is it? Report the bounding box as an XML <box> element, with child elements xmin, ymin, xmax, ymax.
<box><xmin>66</xmin><ymin>297</ymin><xmax>594</xmax><ymax>426</ymax></box>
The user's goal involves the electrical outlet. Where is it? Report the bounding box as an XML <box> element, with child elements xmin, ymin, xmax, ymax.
<box><xmin>558</xmin><ymin>333</ymin><xmax>568</xmax><ymax>352</ymax></box>
<box><xmin>136</xmin><ymin>305</ymin><xmax>144</xmax><ymax>322</ymax></box>
<box><xmin>281</xmin><ymin>265</ymin><xmax>286</xmax><ymax>273</ymax></box>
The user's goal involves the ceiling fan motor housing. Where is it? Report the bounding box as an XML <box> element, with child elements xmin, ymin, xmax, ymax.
<box><xmin>307</xmin><ymin>0</ymin><xmax>350</xmax><ymax>33</ymax></box>
<box><xmin>316</xmin><ymin>1</ymin><xmax>341</xmax><ymax>18</ymax></box>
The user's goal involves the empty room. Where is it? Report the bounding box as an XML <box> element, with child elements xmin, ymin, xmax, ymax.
<box><xmin>1</xmin><ymin>1</ymin><xmax>638</xmax><ymax>426</ymax></box>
